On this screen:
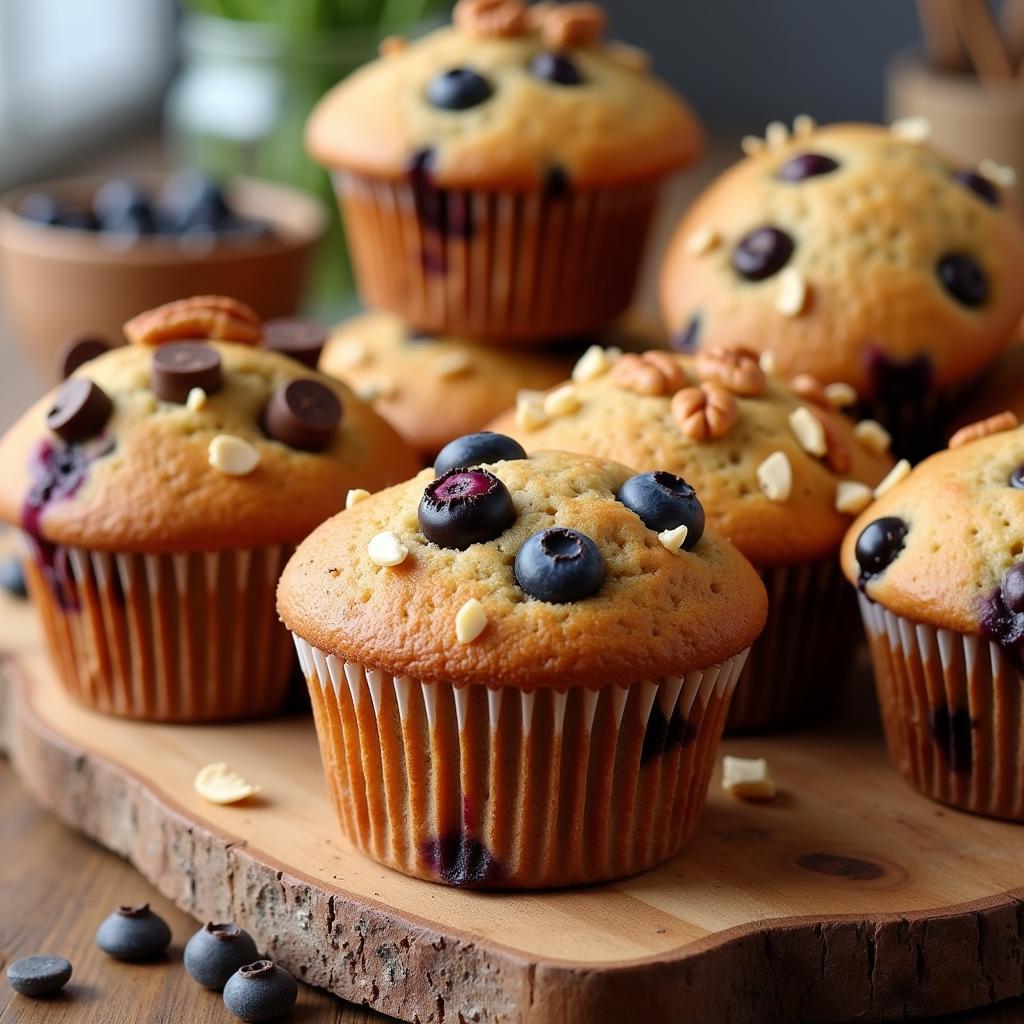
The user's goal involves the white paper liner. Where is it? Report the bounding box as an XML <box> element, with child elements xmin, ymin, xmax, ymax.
<box><xmin>20</xmin><ymin>533</ymin><xmax>294</xmax><ymax>722</ymax></box>
<box><xmin>295</xmin><ymin>633</ymin><xmax>748</xmax><ymax>888</ymax></box>
<box><xmin>858</xmin><ymin>594</ymin><xmax>1024</xmax><ymax>820</ymax></box>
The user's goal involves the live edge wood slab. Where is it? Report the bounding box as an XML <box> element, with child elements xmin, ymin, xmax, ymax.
<box><xmin>4</xmin><ymin>593</ymin><xmax>1024</xmax><ymax>1024</ymax></box>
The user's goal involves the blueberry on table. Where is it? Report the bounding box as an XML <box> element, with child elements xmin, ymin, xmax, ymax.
<box><xmin>937</xmin><ymin>253</ymin><xmax>988</xmax><ymax>307</ymax></box>
<box><xmin>854</xmin><ymin>516</ymin><xmax>908</xmax><ymax>582</ymax></box>
<box><xmin>7</xmin><ymin>955</ymin><xmax>73</xmax><ymax>997</ymax></box>
<box><xmin>158</xmin><ymin>169</ymin><xmax>231</xmax><ymax>232</ymax></box>
<box><xmin>95</xmin><ymin>903</ymin><xmax>171</xmax><ymax>960</ymax></box>
<box><xmin>434</xmin><ymin>432</ymin><xmax>527</xmax><ymax>476</ymax></box>
<box><xmin>515</xmin><ymin>527</ymin><xmax>605</xmax><ymax>603</ymax></box>
<box><xmin>617</xmin><ymin>471</ymin><xmax>705</xmax><ymax>549</ymax></box>
<box><xmin>954</xmin><ymin>170</ymin><xmax>999</xmax><ymax>206</ymax></box>
<box><xmin>732</xmin><ymin>226</ymin><xmax>794</xmax><ymax>281</ymax></box>
<box><xmin>530</xmin><ymin>52</ymin><xmax>584</xmax><ymax>85</ymax></box>
<box><xmin>427</xmin><ymin>68</ymin><xmax>493</xmax><ymax>110</ymax></box>
<box><xmin>184</xmin><ymin>922</ymin><xmax>260</xmax><ymax>991</ymax></box>
<box><xmin>0</xmin><ymin>555</ymin><xmax>27</xmax><ymax>598</ymax></box>
<box><xmin>777</xmin><ymin>153</ymin><xmax>839</xmax><ymax>182</ymax></box>
<box><xmin>19</xmin><ymin>192</ymin><xmax>64</xmax><ymax>226</ymax></box>
<box><xmin>92</xmin><ymin>179</ymin><xmax>157</xmax><ymax>234</ymax></box>
<box><xmin>223</xmin><ymin>960</ymin><xmax>297</xmax><ymax>1022</ymax></box>
<box><xmin>418</xmin><ymin>469</ymin><xmax>516</xmax><ymax>550</ymax></box>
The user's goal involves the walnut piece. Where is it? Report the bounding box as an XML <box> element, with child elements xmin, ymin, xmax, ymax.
<box><xmin>611</xmin><ymin>351</ymin><xmax>687</xmax><ymax>396</ymax></box>
<box><xmin>542</xmin><ymin>2</ymin><xmax>607</xmax><ymax>48</ymax></box>
<box><xmin>694</xmin><ymin>346</ymin><xmax>766</xmax><ymax>397</ymax></box>
<box><xmin>453</xmin><ymin>0</ymin><xmax>527</xmax><ymax>37</ymax></box>
<box><xmin>948</xmin><ymin>411</ymin><xmax>1019</xmax><ymax>449</ymax></box>
<box><xmin>671</xmin><ymin>383</ymin><xmax>738</xmax><ymax>441</ymax></box>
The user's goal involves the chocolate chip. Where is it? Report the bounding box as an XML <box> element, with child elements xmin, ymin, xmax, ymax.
<box><xmin>55</xmin><ymin>333</ymin><xmax>112</xmax><ymax>381</ymax></box>
<box><xmin>732</xmin><ymin>226</ymin><xmax>794</xmax><ymax>281</ymax></box>
<box><xmin>46</xmin><ymin>379</ymin><xmax>113</xmax><ymax>442</ymax></box>
<box><xmin>151</xmin><ymin>342</ymin><xmax>223</xmax><ymax>404</ymax></box>
<box><xmin>263</xmin><ymin>318</ymin><xmax>327</xmax><ymax>369</ymax></box>
<box><xmin>263</xmin><ymin>379</ymin><xmax>342</xmax><ymax>451</ymax></box>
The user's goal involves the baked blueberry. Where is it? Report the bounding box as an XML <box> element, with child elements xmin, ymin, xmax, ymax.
<box><xmin>778</xmin><ymin>153</ymin><xmax>839</xmax><ymax>182</ymax></box>
<box><xmin>419</xmin><ymin>469</ymin><xmax>515</xmax><ymax>549</ymax></box>
<box><xmin>514</xmin><ymin>527</ymin><xmax>605</xmax><ymax>603</ymax></box>
<box><xmin>1001</xmin><ymin>563</ymin><xmax>1024</xmax><ymax>615</ymax></box>
<box><xmin>426</xmin><ymin>68</ymin><xmax>493</xmax><ymax>110</ymax></box>
<box><xmin>434</xmin><ymin>432</ymin><xmax>527</xmax><ymax>476</ymax></box>
<box><xmin>530</xmin><ymin>52</ymin><xmax>584</xmax><ymax>85</ymax></box>
<box><xmin>1009</xmin><ymin>464</ymin><xmax>1024</xmax><ymax>490</ymax></box>
<box><xmin>732</xmin><ymin>226</ymin><xmax>794</xmax><ymax>281</ymax></box>
<box><xmin>854</xmin><ymin>516</ymin><xmax>908</xmax><ymax>581</ymax></box>
<box><xmin>937</xmin><ymin>254</ymin><xmax>988</xmax><ymax>307</ymax></box>
<box><xmin>95</xmin><ymin>903</ymin><xmax>172</xmax><ymax>960</ymax></box>
<box><xmin>954</xmin><ymin>170</ymin><xmax>999</xmax><ymax>206</ymax></box>
<box><xmin>671</xmin><ymin>314</ymin><xmax>700</xmax><ymax>353</ymax></box>
<box><xmin>223</xmin><ymin>960</ymin><xmax>297</xmax><ymax>1022</ymax></box>
<box><xmin>0</xmin><ymin>555</ymin><xmax>27</xmax><ymax>598</ymax></box>
<box><xmin>6</xmin><ymin>955</ymin><xmax>72</xmax><ymax>997</ymax></box>
<box><xmin>184</xmin><ymin>922</ymin><xmax>260</xmax><ymax>991</ymax></box>
<box><xmin>617</xmin><ymin>471</ymin><xmax>704</xmax><ymax>549</ymax></box>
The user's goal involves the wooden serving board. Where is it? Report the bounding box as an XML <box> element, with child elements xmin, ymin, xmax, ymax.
<box><xmin>4</xmin><ymin>593</ymin><xmax>1024</xmax><ymax>1024</ymax></box>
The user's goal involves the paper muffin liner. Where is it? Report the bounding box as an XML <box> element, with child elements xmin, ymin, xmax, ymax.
<box><xmin>726</xmin><ymin>557</ymin><xmax>857</xmax><ymax>734</ymax></box>
<box><xmin>294</xmin><ymin>634</ymin><xmax>748</xmax><ymax>888</ymax></box>
<box><xmin>333</xmin><ymin>171</ymin><xmax>660</xmax><ymax>342</ymax></box>
<box><xmin>858</xmin><ymin>594</ymin><xmax>1024</xmax><ymax>820</ymax></box>
<box><xmin>19</xmin><ymin>533</ymin><xmax>294</xmax><ymax>722</ymax></box>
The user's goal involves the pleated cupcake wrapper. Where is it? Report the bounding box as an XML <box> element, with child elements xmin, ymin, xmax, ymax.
<box><xmin>294</xmin><ymin>633</ymin><xmax>748</xmax><ymax>888</ymax></box>
<box><xmin>20</xmin><ymin>532</ymin><xmax>295</xmax><ymax>722</ymax></box>
<box><xmin>858</xmin><ymin>594</ymin><xmax>1024</xmax><ymax>820</ymax></box>
<box><xmin>727</xmin><ymin>556</ymin><xmax>857</xmax><ymax>734</ymax></box>
<box><xmin>333</xmin><ymin>172</ymin><xmax>660</xmax><ymax>341</ymax></box>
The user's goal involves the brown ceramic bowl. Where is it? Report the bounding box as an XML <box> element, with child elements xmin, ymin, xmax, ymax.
<box><xmin>0</xmin><ymin>174</ymin><xmax>328</xmax><ymax>377</ymax></box>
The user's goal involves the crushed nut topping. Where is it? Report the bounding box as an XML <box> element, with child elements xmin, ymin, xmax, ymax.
<box><xmin>125</xmin><ymin>295</ymin><xmax>262</xmax><ymax>347</ymax></box>
<box><xmin>611</xmin><ymin>351</ymin><xmax>687</xmax><ymax>396</ymax></box>
<box><xmin>572</xmin><ymin>344</ymin><xmax>611</xmax><ymax>383</ymax></box>
<box><xmin>695</xmin><ymin>346</ymin><xmax>766</xmax><ymax>396</ymax></box>
<box><xmin>756</xmin><ymin>451</ymin><xmax>792</xmax><ymax>502</ymax></box>
<box><xmin>368</xmin><ymin>531</ymin><xmax>409</xmax><ymax>567</ymax></box>
<box><xmin>853</xmin><ymin>419</ymin><xmax>892</xmax><ymax>455</ymax></box>
<box><xmin>948</xmin><ymin>411</ymin><xmax>1019</xmax><ymax>449</ymax></box>
<box><xmin>543</xmin><ymin>383</ymin><xmax>581</xmax><ymax>418</ymax></box>
<box><xmin>453</xmin><ymin>0</ymin><xmax>527</xmax><ymax>38</ymax></box>
<box><xmin>835</xmin><ymin>480</ymin><xmax>873</xmax><ymax>515</ymax></box>
<box><xmin>776</xmin><ymin>267</ymin><xmax>809</xmax><ymax>317</ymax></box>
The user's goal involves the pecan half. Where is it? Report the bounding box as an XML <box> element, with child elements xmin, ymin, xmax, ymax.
<box><xmin>948</xmin><ymin>410</ymin><xmax>1019</xmax><ymax>449</ymax></box>
<box><xmin>453</xmin><ymin>0</ymin><xmax>527</xmax><ymax>37</ymax></box>
<box><xmin>694</xmin><ymin>346</ymin><xmax>766</xmax><ymax>397</ymax></box>
<box><xmin>809</xmin><ymin>406</ymin><xmax>853</xmax><ymax>474</ymax></box>
<box><xmin>124</xmin><ymin>296</ymin><xmax>263</xmax><ymax>348</ymax></box>
<box><xmin>671</xmin><ymin>383</ymin><xmax>738</xmax><ymax>441</ymax></box>
<box><xmin>611</xmin><ymin>351</ymin><xmax>687</xmax><ymax>396</ymax></box>
<box><xmin>542</xmin><ymin>2</ymin><xmax>607</xmax><ymax>48</ymax></box>
<box><xmin>789</xmin><ymin>373</ymin><xmax>829</xmax><ymax>407</ymax></box>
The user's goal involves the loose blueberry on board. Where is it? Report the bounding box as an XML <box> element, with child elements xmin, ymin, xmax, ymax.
<box><xmin>514</xmin><ymin>527</ymin><xmax>605</xmax><ymax>603</ymax></box>
<box><xmin>6</xmin><ymin>955</ymin><xmax>73</xmax><ymax>997</ymax></box>
<box><xmin>184</xmin><ymin>922</ymin><xmax>260</xmax><ymax>991</ymax></box>
<box><xmin>954</xmin><ymin>170</ymin><xmax>999</xmax><ymax>206</ymax></box>
<box><xmin>530</xmin><ymin>52</ymin><xmax>584</xmax><ymax>85</ymax></box>
<box><xmin>222</xmin><ymin>960</ymin><xmax>298</xmax><ymax>1022</ymax></box>
<box><xmin>617</xmin><ymin>471</ymin><xmax>705</xmax><ymax>549</ymax></box>
<box><xmin>95</xmin><ymin>903</ymin><xmax>172</xmax><ymax>960</ymax></box>
<box><xmin>19</xmin><ymin>192</ymin><xmax>64</xmax><ymax>226</ymax></box>
<box><xmin>854</xmin><ymin>516</ymin><xmax>908</xmax><ymax>583</ymax></box>
<box><xmin>0</xmin><ymin>555</ymin><xmax>27</xmax><ymax>598</ymax></box>
<box><xmin>732</xmin><ymin>226</ymin><xmax>795</xmax><ymax>281</ymax></box>
<box><xmin>778</xmin><ymin>153</ymin><xmax>839</xmax><ymax>182</ymax></box>
<box><xmin>418</xmin><ymin>469</ymin><xmax>516</xmax><ymax>550</ymax></box>
<box><xmin>937</xmin><ymin>253</ymin><xmax>988</xmax><ymax>307</ymax></box>
<box><xmin>427</xmin><ymin>68</ymin><xmax>493</xmax><ymax>110</ymax></box>
<box><xmin>434</xmin><ymin>432</ymin><xmax>527</xmax><ymax>476</ymax></box>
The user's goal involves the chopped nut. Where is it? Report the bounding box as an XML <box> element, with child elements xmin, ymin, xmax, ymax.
<box><xmin>124</xmin><ymin>295</ymin><xmax>262</xmax><ymax>347</ymax></box>
<box><xmin>543</xmin><ymin>383</ymin><xmax>580</xmax><ymax>418</ymax></box>
<box><xmin>453</xmin><ymin>0</ymin><xmax>526</xmax><ymax>37</ymax></box>
<box><xmin>758</xmin><ymin>350</ymin><xmax>777</xmax><ymax>375</ymax></box>
<box><xmin>194</xmin><ymin>762</ymin><xmax>260</xmax><ymax>805</ymax></box>
<box><xmin>658</xmin><ymin>524</ymin><xmax>689</xmax><ymax>552</ymax></box>
<box><xmin>611</xmin><ymin>351</ymin><xmax>686</xmax><ymax>396</ymax></box>
<box><xmin>345</xmin><ymin>488</ymin><xmax>370</xmax><ymax>509</ymax></box>
<box><xmin>789</xmin><ymin>373</ymin><xmax>828</xmax><ymax>406</ymax></box>
<box><xmin>789</xmin><ymin>406</ymin><xmax>827</xmax><ymax>457</ymax></box>
<box><xmin>541</xmin><ymin>1</ymin><xmax>606</xmax><ymax>48</ymax></box>
<box><xmin>455</xmin><ymin>598</ymin><xmax>488</xmax><ymax>644</ymax></box>
<box><xmin>378</xmin><ymin>34</ymin><xmax>407</xmax><ymax>57</ymax></box>
<box><xmin>572</xmin><ymin>344</ymin><xmax>611</xmax><ymax>383</ymax></box>
<box><xmin>824</xmin><ymin>381</ymin><xmax>858</xmax><ymax>408</ymax></box>
<box><xmin>979</xmin><ymin>158</ymin><xmax>1017</xmax><ymax>189</ymax></box>
<box><xmin>431</xmin><ymin>350</ymin><xmax>473</xmax><ymax>379</ymax></box>
<box><xmin>948</xmin><ymin>411</ymin><xmax>1019</xmax><ymax>449</ymax></box>
<box><xmin>890</xmin><ymin>116</ymin><xmax>931</xmax><ymax>143</ymax></box>
<box><xmin>605</xmin><ymin>40</ymin><xmax>651</xmax><ymax>73</ymax></box>
<box><xmin>835</xmin><ymin>480</ymin><xmax>873</xmax><ymax>515</ymax></box>
<box><xmin>756</xmin><ymin>451</ymin><xmax>792</xmax><ymax>502</ymax></box>
<box><xmin>671</xmin><ymin>383</ymin><xmax>738</xmax><ymax>441</ymax></box>
<box><xmin>186</xmin><ymin>387</ymin><xmax>207</xmax><ymax>412</ymax></box>
<box><xmin>874</xmin><ymin>459</ymin><xmax>911</xmax><ymax>498</ymax></box>
<box><xmin>208</xmin><ymin>435</ymin><xmax>260</xmax><ymax>476</ymax></box>
<box><xmin>776</xmin><ymin>267</ymin><xmax>809</xmax><ymax>317</ymax></box>
<box><xmin>765</xmin><ymin>120</ymin><xmax>789</xmax><ymax>148</ymax></box>
<box><xmin>722</xmin><ymin>756</ymin><xmax>777</xmax><ymax>800</ymax></box>
<box><xmin>853</xmin><ymin>419</ymin><xmax>892</xmax><ymax>455</ymax></box>
<box><xmin>810</xmin><ymin>406</ymin><xmax>853</xmax><ymax>474</ymax></box>
<box><xmin>356</xmin><ymin>378</ymin><xmax>396</xmax><ymax>402</ymax></box>
<box><xmin>368</xmin><ymin>531</ymin><xmax>409</xmax><ymax>567</ymax></box>
<box><xmin>515</xmin><ymin>393</ymin><xmax>548</xmax><ymax>430</ymax></box>
<box><xmin>331</xmin><ymin>340</ymin><xmax>369</xmax><ymax>369</ymax></box>
<box><xmin>793</xmin><ymin>113</ymin><xmax>817</xmax><ymax>136</ymax></box>
<box><xmin>686</xmin><ymin>224</ymin><xmax>721</xmax><ymax>256</ymax></box>
<box><xmin>741</xmin><ymin>135</ymin><xmax>765</xmax><ymax>156</ymax></box>
<box><xmin>695</xmin><ymin>345</ymin><xmax>766</xmax><ymax>396</ymax></box>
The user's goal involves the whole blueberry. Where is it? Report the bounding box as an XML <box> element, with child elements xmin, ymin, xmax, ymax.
<box><xmin>1001</xmin><ymin>564</ymin><xmax>1024</xmax><ymax>615</ymax></box>
<box><xmin>617</xmin><ymin>471</ymin><xmax>705</xmax><ymax>549</ymax></box>
<box><xmin>434</xmin><ymin>432</ymin><xmax>527</xmax><ymax>476</ymax></box>
<box><xmin>515</xmin><ymin>527</ymin><xmax>605</xmax><ymax>603</ymax></box>
<box><xmin>530</xmin><ymin>52</ymin><xmax>584</xmax><ymax>85</ymax></box>
<box><xmin>0</xmin><ymin>555</ymin><xmax>27</xmax><ymax>598</ymax></box>
<box><xmin>19</xmin><ymin>192</ymin><xmax>64</xmax><ymax>226</ymax></box>
<box><xmin>223</xmin><ymin>960</ymin><xmax>297</xmax><ymax>1022</ymax></box>
<box><xmin>185</xmin><ymin>922</ymin><xmax>260</xmax><ymax>991</ymax></box>
<box><xmin>419</xmin><ymin>468</ymin><xmax>515</xmax><ymax>549</ymax></box>
<box><xmin>426</xmin><ymin>68</ymin><xmax>493</xmax><ymax>110</ymax></box>
<box><xmin>937</xmin><ymin>254</ymin><xmax>988</xmax><ymax>307</ymax></box>
<box><xmin>7</xmin><ymin>955</ymin><xmax>72</xmax><ymax>997</ymax></box>
<box><xmin>778</xmin><ymin>152</ymin><xmax>839</xmax><ymax>182</ymax></box>
<box><xmin>732</xmin><ymin>226</ymin><xmax>794</xmax><ymax>281</ymax></box>
<box><xmin>854</xmin><ymin>516</ymin><xmax>908</xmax><ymax>580</ymax></box>
<box><xmin>95</xmin><ymin>903</ymin><xmax>171</xmax><ymax>960</ymax></box>
<box><xmin>158</xmin><ymin>170</ymin><xmax>232</xmax><ymax>232</ymax></box>
<box><xmin>954</xmin><ymin>170</ymin><xmax>999</xmax><ymax>206</ymax></box>
<box><xmin>92</xmin><ymin>179</ymin><xmax>157</xmax><ymax>234</ymax></box>
<box><xmin>1009</xmin><ymin>464</ymin><xmax>1024</xmax><ymax>490</ymax></box>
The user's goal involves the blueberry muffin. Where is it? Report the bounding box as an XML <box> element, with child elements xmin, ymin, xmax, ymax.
<box><xmin>319</xmin><ymin>310</ymin><xmax>665</xmax><ymax>457</ymax></box>
<box><xmin>278</xmin><ymin>440</ymin><xmax>766</xmax><ymax>887</ymax></box>
<box><xmin>842</xmin><ymin>414</ymin><xmax>1024</xmax><ymax>818</ymax></box>
<box><xmin>490</xmin><ymin>346</ymin><xmax>895</xmax><ymax>731</ymax></box>
<box><xmin>306</xmin><ymin>0</ymin><xmax>702</xmax><ymax>341</ymax></box>
<box><xmin>0</xmin><ymin>295</ymin><xmax>419</xmax><ymax>721</ymax></box>
<box><xmin>660</xmin><ymin>119</ymin><xmax>1024</xmax><ymax>460</ymax></box>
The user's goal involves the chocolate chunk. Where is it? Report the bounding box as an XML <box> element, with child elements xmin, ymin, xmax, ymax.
<box><xmin>263</xmin><ymin>318</ymin><xmax>328</xmax><ymax>369</ymax></box>
<box><xmin>151</xmin><ymin>342</ymin><xmax>223</xmax><ymax>403</ymax></box>
<box><xmin>263</xmin><ymin>379</ymin><xmax>341</xmax><ymax>451</ymax></box>
<box><xmin>55</xmin><ymin>333</ymin><xmax>112</xmax><ymax>380</ymax></box>
<box><xmin>46</xmin><ymin>379</ymin><xmax>113</xmax><ymax>442</ymax></box>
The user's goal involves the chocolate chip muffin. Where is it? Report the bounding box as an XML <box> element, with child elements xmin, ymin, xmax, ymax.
<box><xmin>0</xmin><ymin>295</ymin><xmax>419</xmax><ymax>721</ymax></box>
<box><xmin>319</xmin><ymin>310</ymin><xmax>665</xmax><ymax>457</ymax></box>
<box><xmin>489</xmin><ymin>346</ymin><xmax>895</xmax><ymax>731</ymax></box>
<box><xmin>278</xmin><ymin>441</ymin><xmax>766</xmax><ymax>887</ymax></box>
<box><xmin>841</xmin><ymin>415</ymin><xmax>1024</xmax><ymax>819</ymax></box>
<box><xmin>660</xmin><ymin>119</ymin><xmax>1024</xmax><ymax>460</ymax></box>
<box><xmin>306</xmin><ymin>0</ymin><xmax>702</xmax><ymax>341</ymax></box>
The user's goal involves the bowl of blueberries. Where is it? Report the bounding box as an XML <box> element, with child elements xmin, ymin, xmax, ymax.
<box><xmin>0</xmin><ymin>171</ymin><xmax>327</xmax><ymax>374</ymax></box>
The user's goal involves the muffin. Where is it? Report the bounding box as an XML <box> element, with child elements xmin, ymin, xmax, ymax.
<box><xmin>319</xmin><ymin>309</ymin><xmax>666</xmax><ymax>457</ymax></box>
<box><xmin>842</xmin><ymin>415</ymin><xmax>1024</xmax><ymax>819</ymax></box>
<box><xmin>306</xmin><ymin>0</ymin><xmax>702</xmax><ymax>340</ymax></box>
<box><xmin>490</xmin><ymin>346</ymin><xmax>895</xmax><ymax>731</ymax></box>
<box><xmin>278</xmin><ymin>441</ymin><xmax>766</xmax><ymax>887</ymax></box>
<box><xmin>660</xmin><ymin>118</ymin><xmax>1024</xmax><ymax>460</ymax></box>
<box><xmin>0</xmin><ymin>295</ymin><xmax>419</xmax><ymax>721</ymax></box>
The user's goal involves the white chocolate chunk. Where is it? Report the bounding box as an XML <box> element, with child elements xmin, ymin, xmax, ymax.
<box><xmin>332</xmin><ymin>340</ymin><xmax>369</xmax><ymax>368</ymax></box>
<box><xmin>658</xmin><ymin>524</ymin><xmax>689</xmax><ymax>553</ymax></box>
<box><xmin>455</xmin><ymin>598</ymin><xmax>487</xmax><ymax>644</ymax></box>
<box><xmin>874</xmin><ymin>459</ymin><xmax>911</xmax><ymax>498</ymax></box>
<box><xmin>824</xmin><ymin>381</ymin><xmax>857</xmax><ymax>408</ymax></box>
<box><xmin>194</xmin><ymin>762</ymin><xmax>261</xmax><ymax>805</ymax></box>
<box><xmin>741</xmin><ymin>135</ymin><xmax>765</xmax><ymax>156</ymax></box>
<box><xmin>789</xmin><ymin>406</ymin><xmax>827</xmax><ymax>457</ymax></box>
<box><xmin>758</xmin><ymin>350</ymin><xmax>777</xmax><ymax>375</ymax></box>
<box><xmin>835</xmin><ymin>480</ymin><xmax>873</xmax><ymax>515</ymax></box>
<box><xmin>208</xmin><ymin>435</ymin><xmax>260</xmax><ymax>476</ymax></box>
<box><xmin>765</xmin><ymin>120</ymin><xmax>789</xmax><ymax>148</ymax></box>
<box><xmin>543</xmin><ymin>383</ymin><xmax>580</xmax><ymax>418</ymax></box>
<box><xmin>854</xmin><ymin>419</ymin><xmax>892</xmax><ymax>454</ymax></box>
<box><xmin>431</xmin><ymin>350</ymin><xmax>473</xmax><ymax>379</ymax></box>
<box><xmin>890</xmin><ymin>116</ymin><xmax>930</xmax><ymax>142</ymax></box>
<box><xmin>686</xmin><ymin>224</ymin><xmax>720</xmax><ymax>256</ymax></box>
<box><xmin>979</xmin><ymin>158</ymin><xmax>1017</xmax><ymax>188</ymax></box>
<box><xmin>756</xmin><ymin>451</ymin><xmax>792</xmax><ymax>502</ymax></box>
<box><xmin>776</xmin><ymin>267</ymin><xmax>809</xmax><ymax>317</ymax></box>
<box><xmin>722</xmin><ymin>756</ymin><xmax>777</xmax><ymax>800</ymax></box>
<box><xmin>515</xmin><ymin>393</ymin><xmax>548</xmax><ymax>430</ymax></box>
<box><xmin>793</xmin><ymin>113</ymin><xmax>817</xmax><ymax>136</ymax></box>
<box><xmin>368</xmin><ymin>531</ymin><xmax>408</xmax><ymax>567</ymax></box>
<box><xmin>346</xmin><ymin>488</ymin><xmax>371</xmax><ymax>509</ymax></box>
<box><xmin>186</xmin><ymin>387</ymin><xmax>207</xmax><ymax>412</ymax></box>
<box><xmin>572</xmin><ymin>344</ymin><xmax>611</xmax><ymax>383</ymax></box>
<box><xmin>356</xmin><ymin>378</ymin><xmax>396</xmax><ymax>402</ymax></box>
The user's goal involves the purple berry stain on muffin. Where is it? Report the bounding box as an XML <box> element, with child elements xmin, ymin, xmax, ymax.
<box><xmin>420</xmin><ymin>832</ymin><xmax>502</xmax><ymax>887</ymax></box>
<box><xmin>641</xmin><ymin>703</ymin><xmax>698</xmax><ymax>765</ymax></box>
<box><xmin>930</xmin><ymin>705</ymin><xmax>974</xmax><ymax>773</ymax></box>
<box><xmin>979</xmin><ymin>564</ymin><xmax>1024</xmax><ymax>669</ymax></box>
<box><xmin>406</xmin><ymin>147</ymin><xmax>474</xmax><ymax>274</ymax></box>
<box><xmin>854</xmin><ymin>516</ymin><xmax>908</xmax><ymax>589</ymax></box>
